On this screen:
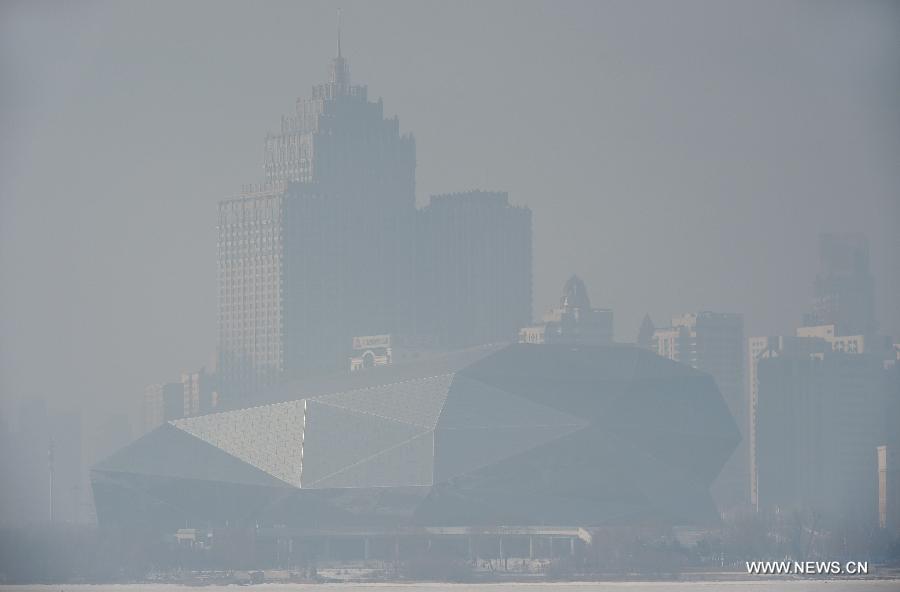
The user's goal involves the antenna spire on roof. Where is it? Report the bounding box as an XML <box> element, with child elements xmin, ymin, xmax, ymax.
<box><xmin>336</xmin><ymin>7</ymin><xmax>342</xmax><ymax>58</ymax></box>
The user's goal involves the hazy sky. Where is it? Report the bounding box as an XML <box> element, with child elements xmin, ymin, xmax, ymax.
<box><xmin>2</xmin><ymin>0</ymin><xmax>898</xmax><ymax>429</ymax></box>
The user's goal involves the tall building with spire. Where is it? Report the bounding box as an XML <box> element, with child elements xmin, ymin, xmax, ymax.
<box><xmin>218</xmin><ymin>24</ymin><xmax>416</xmax><ymax>399</ymax></box>
<box><xmin>262</xmin><ymin>18</ymin><xmax>415</xmax><ymax>200</ymax></box>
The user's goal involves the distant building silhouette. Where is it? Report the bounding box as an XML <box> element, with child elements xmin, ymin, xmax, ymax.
<box><xmin>747</xmin><ymin>334</ymin><xmax>828</xmax><ymax>509</ymax></box>
<box><xmin>2</xmin><ymin>399</ymin><xmax>85</xmax><ymax>524</ymax></box>
<box><xmin>218</xmin><ymin>33</ymin><xmax>416</xmax><ymax>398</ymax></box>
<box><xmin>636</xmin><ymin>314</ymin><xmax>655</xmax><ymax>349</ymax></box>
<box><xmin>143</xmin><ymin>369</ymin><xmax>219</xmax><ymax>434</ymax></box>
<box><xmin>181</xmin><ymin>368</ymin><xmax>218</xmax><ymax>417</ymax></box>
<box><xmin>48</xmin><ymin>409</ymin><xmax>83</xmax><ymax>524</ymax></box>
<box><xmin>217</xmin><ymin>41</ymin><xmax>531</xmax><ymax>399</ymax></box>
<box><xmin>756</xmin><ymin>351</ymin><xmax>887</xmax><ymax>522</ymax></box>
<box><xmin>519</xmin><ymin>275</ymin><xmax>612</xmax><ymax>345</ymax></box>
<box><xmin>881</xmin><ymin>363</ymin><xmax>900</xmax><ymax>533</ymax></box>
<box><xmin>416</xmin><ymin>191</ymin><xmax>532</xmax><ymax>348</ymax></box>
<box><xmin>748</xmin><ymin>232</ymin><xmax>891</xmax><ymax>510</ymax></box>
<box><xmin>804</xmin><ymin>232</ymin><xmax>876</xmax><ymax>336</ymax></box>
<box><xmin>142</xmin><ymin>382</ymin><xmax>185</xmax><ymax>434</ymax></box>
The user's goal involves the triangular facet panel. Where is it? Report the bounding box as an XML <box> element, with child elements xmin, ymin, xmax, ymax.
<box><xmin>437</xmin><ymin>375</ymin><xmax>587</xmax><ymax>429</ymax></box>
<box><xmin>311</xmin><ymin>374</ymin><xmax>453</xmax><ymax>429</ymax></box>
<box><xmin>608</xmin><ymin>375</ymin><xmax>741</xmax><ymax>441</ymax></box>
<box><xmin>171</xmin><ymin>400</ymin><xmax>305</xmax><ymax>487</ymax></box>
<box><xmin>630</xmin><ymin>348</ymin><xmax>706</xmax><ymax>380</ymax></box>
<box><xmin>459</xmin><ymin>346</ymin><xmax>641</xmax><ymax>420</ymax></box>
<box><xmin>302</xmin><ymin>401</ymin><xmax>429</xmax><ymax>487</ymax></box>
<box><xmin>312</xmin><ymin>432</ymin><xmax>434</xmax><ymax>489</ymax></box>
<box><xmin>95</xmin><ymin>424</ymin><xmax>290</xmax><ymax>488</ymax></box>
<box><xmin>433</xmin><ymin>423</ymin><xmax>584</xmax><ymax>484</ymax></box>
<box><xmin>462</xmin><ymin>344</ymin><xmax>642</xmax><ymax>388</ymax></box>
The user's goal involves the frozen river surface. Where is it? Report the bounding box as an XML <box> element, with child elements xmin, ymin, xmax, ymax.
<box><xmin>3</xmin><ymin>582</ymin><xmax>900</xmax><ymax>592</ymax></box>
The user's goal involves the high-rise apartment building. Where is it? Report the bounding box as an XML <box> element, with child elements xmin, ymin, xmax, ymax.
<box><xmin>648</xmin><ymin>312</ymin><xmax>745</xmax><ymax>509</ymax></box>
<box><xmin>415</xmin><ymin>191</ymin><xmax>532</xmax><ymax>349</ymax></box>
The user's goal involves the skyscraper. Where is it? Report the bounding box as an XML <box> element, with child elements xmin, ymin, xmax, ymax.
<box><xmin>636</xmin><ymin>314</ymin><xmax>655</xmax><ymax>350</ymax></box>
<box><xmin>748</xmin><ymin>232</ymin><xmax>889</xmax><ymax>509</ymax></box>
<box><xmin>804</xmin><ymin>232</ymin><xmax>876</xmax><ymax>336</ymax></box>
<box><xmin>415</xmin><ymin>191</ymin><xmax>532</xmax><ymax>349</ymax></box>
<box><xmin>261</xmin><ymin>28</ymin><xmax>415</xmax><ymax>200</ymax></box>
<box><xmin>218</xmin><ymin>32</ymin><xmax>416</xmax><ymax>398</ymax></box>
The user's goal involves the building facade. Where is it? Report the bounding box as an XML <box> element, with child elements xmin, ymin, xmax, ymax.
<box><xmin>747</xmin><ymin>234</ymin><xmax>891</xmax><ymax>510</ymax></box>
<box><xmin>218</xmin><ymin>41</ymin><xmax>418</xmax><ymax>399</ymax></box>
<box><xmin>803</xmin><ymin>232</ymin><xmax>876</xmax><ymax>336</ymax></box>
<box><xmin>181</xmin><ymin>368</ymin><xmax>218</xmax><ymax>417</ymax></box>
<box><xmin>878</xmin><ymin>363</ymin><xmax>900</xmax><ymax>532</ymax></box>
<box><xmin>142</xmin><ymin>382</ymin><xmax>187</xmax><ymax>434</ymax></box>
<box><xmin>747</xmin><ymin>334</ymin><xmax>829</xmax><ymax>508</ymax></box>
<box><xmin>756</xmin><ymin>352</ymin><xmax>887</xmax><ymax>522</ymax></box>
<box><xmin>415</xmin><ymin>191</ymin><xmax>532</xmax><ymax>349</ymax></box>
<box><xmin>144</xmin><ymin>369</ymin><xmax>218</xmax><ymax>435</ymax></box>
<box><xmin>217</xmin><ymin>39</ymin><xmax>537</xmax><ymax>400</ymax></box>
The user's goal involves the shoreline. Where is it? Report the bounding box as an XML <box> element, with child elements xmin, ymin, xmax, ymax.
<box><xmin>3</xmin><ymin>569</ymin><xmax>900</xmax><ymax>587</ymax></box>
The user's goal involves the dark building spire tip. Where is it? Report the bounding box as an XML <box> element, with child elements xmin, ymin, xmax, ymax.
<box><xmin>336</xmin><ymin>7</ymin><xmax>342</xmax><ymax>58</ymax></box>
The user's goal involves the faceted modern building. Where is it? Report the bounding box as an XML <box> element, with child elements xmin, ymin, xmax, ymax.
<box><xmin>645</xmin><ymin>312</ymin><xmax>745</xmax><ymax>510</ymax></box>
<box><xmin>415</xmin><ymin>191</ymin><xmax>532</xmax><ymax>349</ymax></box>
<box><xmin>93</xmin><ymin>344</ymin><xmax>739</xmax><ymax>532</ymax></box>
<box><xmin>519</xmin><ymin>275</ymin><xmax>613</xmax><ymax>345</ymax></box>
